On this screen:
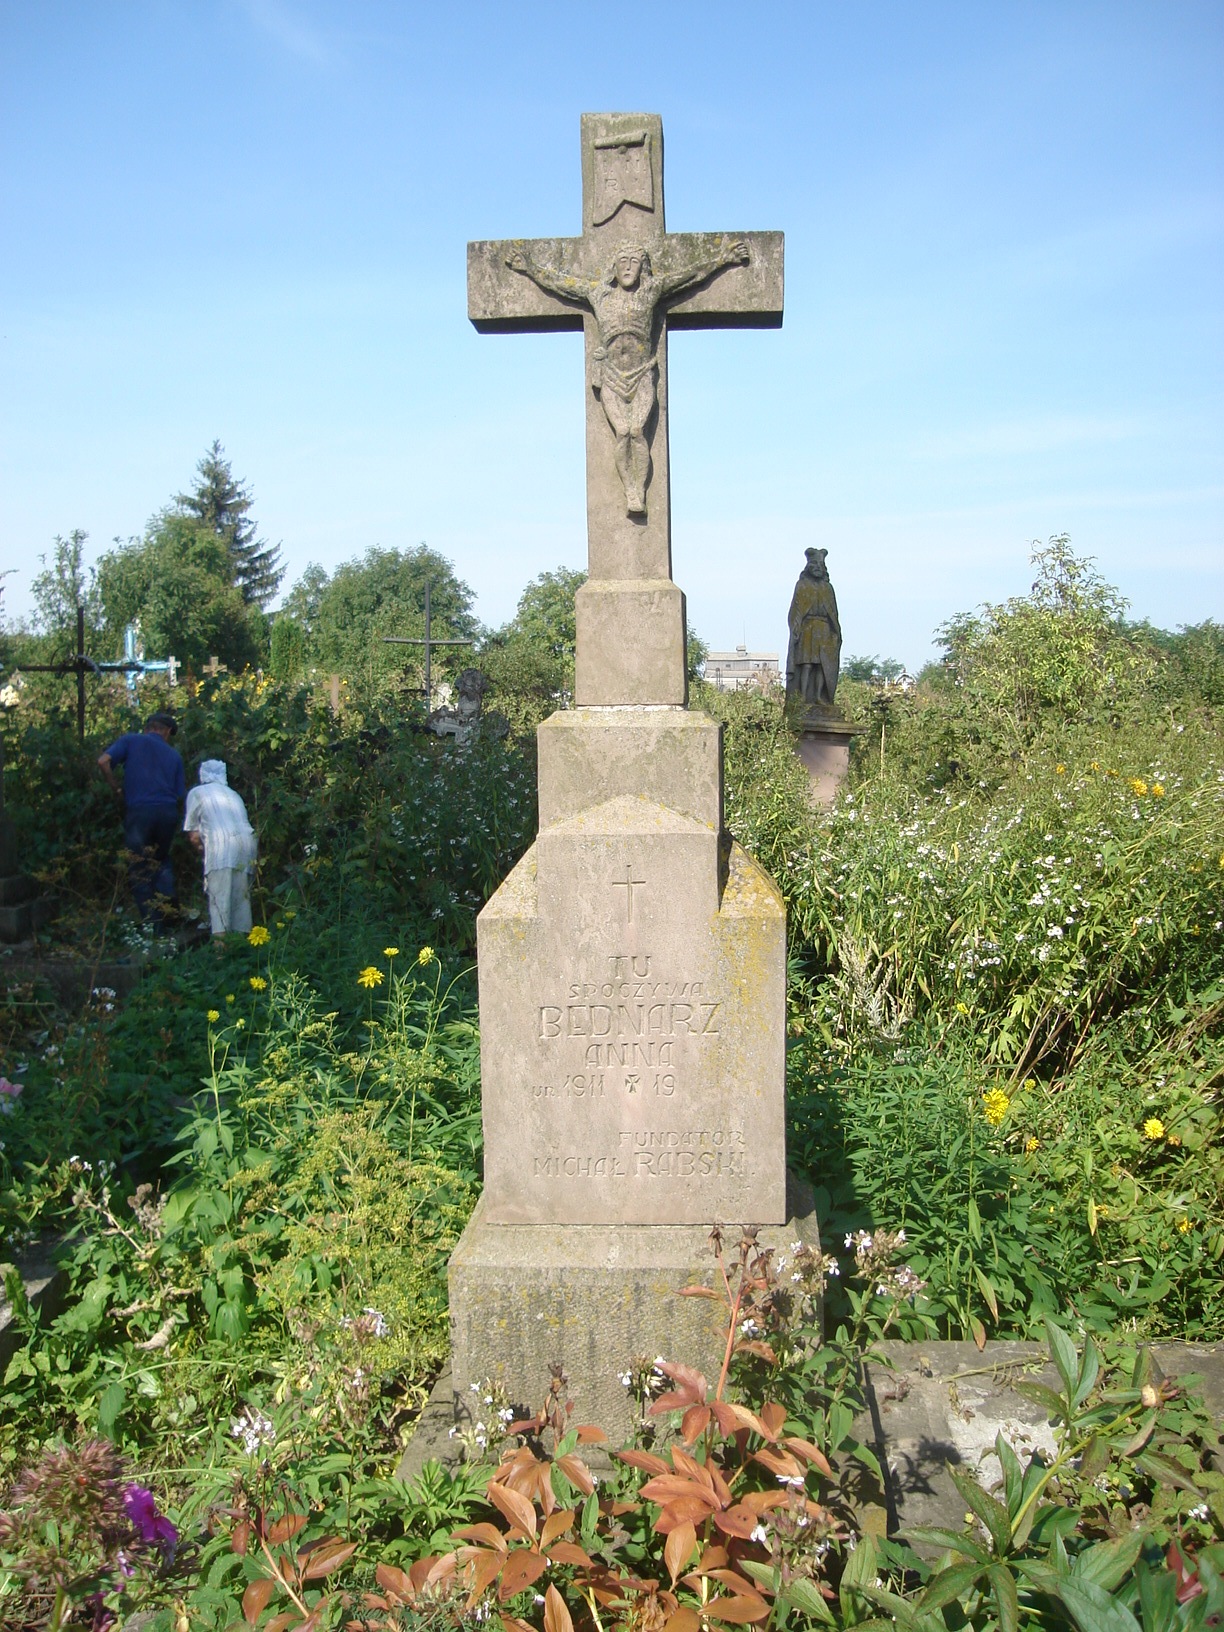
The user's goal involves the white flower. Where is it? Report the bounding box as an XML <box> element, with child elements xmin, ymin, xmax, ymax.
<box><xmin>363</xmin><ymin>1306</ymin><xmax>389</xmax><ymax>1337</ymax></box>
<box><xmin>618</xmin><ymin>1370</ymin><xmax>633</xmax><ymax>1388</ymax></box>
<box><xmin>750</xmin><ymin>1523</ymin><xmax>769</xmax><ymax>1544</ymax></box>
<box><xmin>777</xmin><ymin>1474</ymin><xmax>805</xmax><ymax>1489</ymax></box>
<box><xmin>1188</xmin><ymin>1502</ymin><xmax>1209</xmax><ymax>1522</ymax></box>
<box><xmin>1047</xmin><ymin>925</ymin><xmax>1063</xmax><ymax>939</ymax></box>
<box><xmin>230</xmin><ymin>1406</ymin><xmax>276</xmax><ymax>1456</ymax></box>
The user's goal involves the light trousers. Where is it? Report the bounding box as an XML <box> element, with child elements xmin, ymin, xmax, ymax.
<box><xmin>205</xmin><ymin>866</ymin><xmax>253</xmax><ymax>936</ymax></box>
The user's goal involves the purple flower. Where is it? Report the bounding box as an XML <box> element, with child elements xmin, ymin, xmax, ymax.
<box><xmin>0</xmin><ymin>1078</ymin><xmax>22</xmax><ymax>1115</ymax></box>
<box><xmin>123</xmin><ymin>1483</ymin><xmax>178</xmax><ymax>1557</ymax></box>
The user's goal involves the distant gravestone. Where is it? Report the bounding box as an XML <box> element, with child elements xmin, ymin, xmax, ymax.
<box><xmin>446</xmin><ymin>114</ymin><xmax>817</xmax><ymax>1441</ymax></box>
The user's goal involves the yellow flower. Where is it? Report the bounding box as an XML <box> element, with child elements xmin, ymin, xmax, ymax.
<box><xmin>358</xmin><ymin>966</ymin><xmax>384</xmax><ymax>989</ymax></box>
<box><xmin>383</xmin><ymin>946</ymin><xmax>400</xmax><ymax>958</ymax></box>
<box><xmin>249</xmin><ymin>976</ymin><xmax>267</xmax><ymax>992</ymax></box>
<box><xmin>1055</xmin><ymin>763</ymin><xmax>1066</xmax><ymax>775</ymax></box>
<box><xmin>1024</xmin><ymin>1136</ymin><xmax>1040</xmax><ymax>1154</ymax></box>
<box><xmin>1129</xmin><ymin>778</ymin><xmax>1148</xmax><ymax>797</ymax></box>
<box><xmin>207</xmin><ymin>1009</ymin><xmax>220</xmax><ymax>1023</ymax></box>
<box><xmin>1167</xmin><ymin>1133</ymin><xmax>1182</xmax><ymax>1148</ymax></box>
<box><xmin>1090</xmin><ymin>760</ymin><xmax>1101</xmax><ymax>772</ymax></box>
<box><xmin>225</xmin><ymin>993</ymin><xmax>235</xmax><ymax>1005</ymax></box>
<box><xmin>275</xmin><ymin>920</ymin><xmax>286</xmax><ymax>929</ymax></box>
<box><xmin>248</xmin><ymin>926</ymin><xmax>270</xmax><ymax>947</ymax></box>
<box><xmin>956</xmin><ymin>1002</ymin><xmax>969</xmax><ymax>1015</ymax></box>
<box><xmin>982</xmin><ymin>1089</ymin><xmax>1011</xmax><ymax>1127</ymax></box>
<box><xmin>284</xmin><ymin>908</ymin><xmax>297</xmax><ymax>918</ymax></box>
<box><xmin>417</xmin><ymin>946</ymin><xmax>436</xmax><ymax>966</ymax></box>
<box><xmin>236</xmin><ymin>1018</ymin><xmax>246</xmax><ymax>1030</ymax></box>
<box><xmin>1142</xmin><ymin>1117</ymin><xmax>1166</xmax><ymax>1141</ymax></box>
<box><xmin>1151</xmin><ymin>783</ymin><xmax>1165</xmax><ymax>798</ymax></box>
<box><xmin>1176</xmin><ymin>1216</ymin><xmax>1192</xmax><ymax>1233</ymax></box>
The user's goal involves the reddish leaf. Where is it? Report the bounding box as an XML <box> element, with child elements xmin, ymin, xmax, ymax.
<box><xmin>376</xmin><ymin>1562</ymin><xmax>413</xmax><ymax>1598</ymax></box>
<box><xmin>502</xmin><ymin>1618</ymin><xmax>535</xmax><ymax>1632</ymax></box>
<box><xmin>663</xmin><ymin>1611</ymin><xmax>702</xmax><ymax>1632</ymax></box>
<box><xmin>615</xmin><ymin>1449</ymin><xmax>672</xmax><ymax>1476</ymax></box>
<box><xmin>671</xmin><ymin>1447</ymin><xmax>713</xmax><ymax>1488</ymax></box>
<box><xmin>264</xmin><ymin>1617</ymin><xmax>298</xmax><ymax>1632</ymax></box>
<box><xmin>677</xmin><ymin>1285</ymin><xmax>720</xmax><ymax>1298</ymax></box>
<box><xmin>706</xmin><ymin>1462</ymin><xmax>734</xmax><ymax>1508</ymax></box>
<box><xmin>706</xmin><ymin>1570</ymin><xmax>759</xmax><ymax>1593</ymax></box>
<box><xmin>268</xmin><ymin>1514</ymin><xmax>309</xmax><ymax>1544</ymax></box>
<box><xmin>697</xmin><ymin>1545</ymin><xmax>730</xmax><ymax>1571</ymax></box>
<box><xmin>640</xmin><ymin>1475</ymin><xmax>719</xmax><ymax>1506</ymax></box>
<box><xmin>486</xmin><ymin>1481</ymin><xmax>538</xmax><ymax>1539</ymax></box>
<box><xmin>681</xmin><ymin>1404</ymin><xmax>712</xmax><ymax>1444</ymax></box>
<box><xmin>468</xmin><ymin>1549</ymin><xmax>507</xmax><ymax>1604</ymax></box>
<box><xmin>759</xmin><ymin>1403</ymin><xmax>787</xmax><ymax>1439</ymax></box>
<box><xmin>655</xmin><ymin>1495</ymin><xmax>721</xmax><ymax>1533</ymax></box>
<box><xmin>540</xmin><ymin>1510</ymin><xmax>575</xmax><ymax>1548</ymax></box>
<box><xmin>497</xmin><ymin>1550</ymin><xmax>548</xmax><ymax>1601</ymax></box>
<box><xmin>231</xmin><ymin>1520</ymin><xmax>251</xmax><ymax>1556</ymax></box>
<box><xmin>783</xmin><ymin>1437</ymin><xmax>834</xmax><ymax>1479</ymax></box>
<box><xmin>719</xmin><ymin>1403</ymin><xmax>769</xmax><ymax>1438</ymax></box>
<box><xmin>548</xmin><ymin>1542</ymin><xmax>595</xmax><ymax>1567</ymax></box>
<box><xmin>665</xmin><ymin>1520</ymin><xmax>698</xmax><ymax>1584</ymax></box>
<box><xmin>576</xmin><ymin>1424</ymin><xmax>607</xmax><ymax>1444</ymax></box>
<box><xmin>751</xmin><ymin>1447</ymin><xmax>804</xmax><ymax>1481</ymax></box>
<box><xmin>243</xmin><ymin>1578</ymin><xmax>277</xmax><ymax>1624</ymax></box>
<box><xmin>703</xmin><ymin>1594</ymin><xmax>771</xmax><ymax>1624</ymax></box>
<box><xmin>300</xmin><ymin>1538</ymin><xmax>358</xmax><ymax>1580</ymax></box>
<box><xmin>713</xmin><ymin>1505</ymin><xmax>763</xmax><ymax>1540</ymax></box>
<box><xmin>735</xmin><ymin>1340</ymin><xmax>777</xmax><ymax>1365</ymax></box>
<box><xmin>543</xmin><ymin>1584</ymin><xmax>574</xmax><ymax>1632</ymax></box>
<box><xmin>970</xmin><ymin>1315</ymin><xmax>987</xmax><ymax>1351</ymax></box>
<box><xmin>709</xmin><ymin>1401</ymin><xmax>749</xmax><ymax>1438</ymax></box>
<box><xmin>555</xmin><ymin>1453</ymin><xmax>596</xmax><ymax>1496</ymax></box>
<box><xmin>741</xmin><ymin>1489</ymin><xmax>788</xmax><ymax>1514</ymax></box>
<box><xmin>454</xmin><ymin>1522</ymin><xmax>511</xmax><ymax>1551</ymax></box>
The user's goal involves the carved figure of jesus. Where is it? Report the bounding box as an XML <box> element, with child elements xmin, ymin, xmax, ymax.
<box><xmin>505</xmin><ymin>238</ymin><xmax>750</xmax><ymax>515</ymax></box>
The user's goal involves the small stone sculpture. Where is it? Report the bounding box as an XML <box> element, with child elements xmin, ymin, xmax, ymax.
<box><xmin>426</xmin><ymin>668</ymin><xmax>490</xmax><ymax>747</ymax></box>
<box><xmin>505</xmin><ymin>238</ymin><xmax>750</xmax><ymax>516</ymax></box>
<box><xmin>786</xmin><ymin>547</ymin><xmax>842</xmax><ymax>718</ymax></box>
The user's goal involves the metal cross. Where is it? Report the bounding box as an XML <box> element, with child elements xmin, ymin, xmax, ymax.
<box><xmin>381</xmin><ymin>580</ymin><xmax>474</xmax><ymax>709</ymax></box>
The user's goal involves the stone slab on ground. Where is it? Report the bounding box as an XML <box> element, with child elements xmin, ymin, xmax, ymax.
<box><xmin>854</xmin><ymin>1339</ymin><xmax>1224</xmax><ymax>1542</ymax></box>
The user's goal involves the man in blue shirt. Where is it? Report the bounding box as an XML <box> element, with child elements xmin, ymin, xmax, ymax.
<box><xmin>98</xmin><ymin>712</ymin><xmax>186</xmax><ymax>928</ymax></box>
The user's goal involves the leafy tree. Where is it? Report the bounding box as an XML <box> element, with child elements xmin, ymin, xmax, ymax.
<box><xmin>28</xmin><ymin>530</ymin><xmax>102</xmax><ymax>640</ymax></box>
<box><xmin>175</xmin><ymin>440</ymin><xmax>283</xmax><ymax>608</ymax></box>
<box><xmin>478</xmin><ymin>567</ymin><xmax>584</xmax><ymax>728</ymax></box>
<box><xmin>936</xmin><ymin>535</ymin><xmax>1156</xmax><ymax>736</ymax></box>
<box><xmin>94</xmin><ymin>513</ymin><xmax>263</xmax><ymax>673</ymax></box>
<box><xmin>842</xmin><ymin>653</ymin><xmax>905</xmax><ymax>684</ymax></box>
<box><xmin>290</xmin><ymin>545</ymin><xmax>477</xmax><ymax>699</ymax></box>
<box><xmin>269</xmin><ymin>617</ymin><xmax>308</xmax><ymax>682</ymax></box>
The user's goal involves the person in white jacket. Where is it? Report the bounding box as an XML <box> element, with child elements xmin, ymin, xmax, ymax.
<box><xmin>183</xmin><ymin>760</ymin><xmax>258</xmax><ymax>936</ymax></box>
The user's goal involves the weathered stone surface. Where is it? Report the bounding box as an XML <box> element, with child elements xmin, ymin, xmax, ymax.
<box><xmin>853</xmin><ymin>1340</ymin><xmax>1224</xmax><ymax>1543</ymax></box>
<box><xmin>793</xmin><ymin>721</ymin><xmax>866</xmax><ymax>806</ymax></box>
<box><xmin>575</xmin><ymin>580</ymin><xmax>686</xmax><ymax>705</ymax></box>
<box><xmin>478</xmin><ymin>801</ymin><xmax>786</xmax><ymax>1227</ymax></box>
<box><xmin>538</xmin><ymin>707</ymin><xmax>721</xmax><ymax>831</ymax></box>
<box><xmin>448</xmin><ymin>1176</ymin><xmax>818</xmax><ymax>1448</ymax></box>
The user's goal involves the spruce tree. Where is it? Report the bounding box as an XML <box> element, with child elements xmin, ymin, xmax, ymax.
<box><xmin>176</xmin><ymin>441</ymin><xmax>283</xmax><ymax>608</ymax></box>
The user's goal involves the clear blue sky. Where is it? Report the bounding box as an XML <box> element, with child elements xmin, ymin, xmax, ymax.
<box><xmin>2</xmin><ymin>1</ymin><xmax>1221</xmax><ymax>669</ymax></box>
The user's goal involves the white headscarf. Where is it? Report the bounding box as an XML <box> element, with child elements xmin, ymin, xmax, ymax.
<box><xmin>199</xmin><ymin>760</ymin><xmax>228</xmax><ymax>785</ymax></box>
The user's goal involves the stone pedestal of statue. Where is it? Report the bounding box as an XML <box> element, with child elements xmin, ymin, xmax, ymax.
<box><xmin>792</xmin><ymin>710</ymin><xmax>868</xmax><ymax>807</ymax></box>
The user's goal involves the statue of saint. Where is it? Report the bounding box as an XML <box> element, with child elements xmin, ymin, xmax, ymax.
<box><xmin>786</xmin><ymin>548</ymin><xmax>842</xmax><ymax>714</ymax></box>
<box><xmin>504</xmin><ymin>238</ymin><xmax>750</xmax><ymax>515</ymax></box>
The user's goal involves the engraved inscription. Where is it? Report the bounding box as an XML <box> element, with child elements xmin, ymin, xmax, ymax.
<box><xmin>611</xmin><ymin>866</ymin><xmax>645</xmax><ymax>922</ymax></box>
<box><xmin>538</xmin><ymin>1001</ymin><xmax>721</xmax><ymax>1039</ymax></box>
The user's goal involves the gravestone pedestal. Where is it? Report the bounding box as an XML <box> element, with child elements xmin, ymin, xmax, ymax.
<box><xmin>792</xmin><ymin>714</ymin><xmax>867</xmax><ymax>806</ymax></box>
<box><xmin>443</xmin><ymin>113</ymin><xmax>812</xmax><ymax>1443</ymax></box>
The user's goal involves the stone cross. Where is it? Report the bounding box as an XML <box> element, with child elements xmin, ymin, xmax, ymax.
<box><xmin>469</xmin><ymin>113</ymin><xmax>782</xmax><ymax>707</ymax></box>
<box><xmin>204</xmin><ymin>655</ymin><xmax>228</xmax><ymax>679</ymax></box>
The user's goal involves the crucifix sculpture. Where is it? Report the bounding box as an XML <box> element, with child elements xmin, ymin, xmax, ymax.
<box><xmin>468</xmin><ymin>113</ymin><xmax>782</xmax><ymax>708</ymax></box>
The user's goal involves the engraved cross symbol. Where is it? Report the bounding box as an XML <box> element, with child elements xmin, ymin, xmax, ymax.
<box><xmin>611</xmin><ymin>866</ymin><xmax>646</xmax><ymax>923</ymax></box>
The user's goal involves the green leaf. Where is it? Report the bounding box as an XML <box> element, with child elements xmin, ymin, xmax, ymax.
<box><xmin>1056</xmin><ymin>1576</ymin><xmax>1142</xmax><ymax>1632</ymax></box>
<box><xmin>784</xmin><ymin>1577</ymin><xmax>837</xmax><ymax>1624</ymax></box>
<box><xmin>974</xmin><ymin>1265</ymin><xmax>999</xmax><ymax>1321</ymax></box>
<box><xmin>995</xmin><ymin>1432</ymin><xmax>1022</xmax><ymax>1517</ymax></box>
<box><xmin>96</xmin><ymin>1380</ymin><xmax>126</xmax><ymax>1432</ymax></box>
<box><xmin>1072</xmin><ymin>1532</ymin><xmax>1143</xmax><ymax>1593</ymax></box>
<box><xmin>1134</xmin><ymin>1560</ymin><xmax>1178</xmax><ymax>1632</ymax></box>
<box><xmin>987</xmin><ymin>1564</ymin><xmax>1019</xmax><ymax>1632</ymax></box>
<box><xmin>840</xmin><ymin>1531</ymin><xmax>882</xmax><ymax>1620</ymax></box>
<box><xmin>919</xmin><ymin>1560</ymin><xmax>988</xmax><ymax>1610</ymax></box>
<box><xmin>949</xmin><ymin>1465</ymin><xmax>1012</xmax><ymax>1556</ymax></box>
<box><xmin>903</xmin><ymin>1526</ymin><xmax>991</xmax><ymax>1565</ymax></box>
<box><xmin>1044</xmin><ymin>1319</ymin><xmax>1079</xmax><ymax>1401</ymax></box>
<box><xmin>1015</xmin><ymin>1380</ymin><xmax>1067</xmax><ymax>1420</ymax></box>
<box><xmin>1072</xmin><ymin>1338</ymin><xmax>1101</xmax><ymax>1408</ymax></box>
<box><xmin>967</xmin><ymin>1197</ymin><xmax>983</xmax><ymax>1245</ymax></box>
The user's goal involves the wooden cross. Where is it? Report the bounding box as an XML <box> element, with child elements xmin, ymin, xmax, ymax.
<box><xmin>381</xmin><ymin>579</ymin><xmax>474</xmax><ymax>710</ymax></box>
<box><xmin>16</xmin><ymin>607</ymin><xmax>175</xmax><ymax>742</ymax></box>
<box><xmin>468</xmin><ymin>114</ymin><xmax>782</xmax><ymax>707</ymax></box>
<box><xmin>204</xmin><ymin>655</ymin><xmax>228</xmax><ymax>679</ymax></box>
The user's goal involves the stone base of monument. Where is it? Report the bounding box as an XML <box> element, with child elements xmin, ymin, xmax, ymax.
<box><xmin>445</xmin><ymin>1171</ymin><xmax>820</xmax><ymax>1450</ymax></box>
<box><xmin>792</xmin><ymin>714</ymin><xmax>868</xmax><ymax>806</ymax></box>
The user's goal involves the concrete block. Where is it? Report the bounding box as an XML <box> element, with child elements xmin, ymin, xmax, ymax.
<box><xmin>538</xmin><ymin>707</ymin><xmax>722</xmax><ymax>832</ymax></box>
<box><xmin>575</xmin><ymin>580</ymin><xmax>686</xmax><ymax>706</ymax></box>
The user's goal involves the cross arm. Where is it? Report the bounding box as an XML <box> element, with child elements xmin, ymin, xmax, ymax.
<box><xmin>662</xmin><ymin>231</ymin><xmax>783</xmax><ymax>330</ymax></box>
<box><xmin>468</xmin><ymin>237</ymin><xmax>588</xmax><ymax>333</ymax></box>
